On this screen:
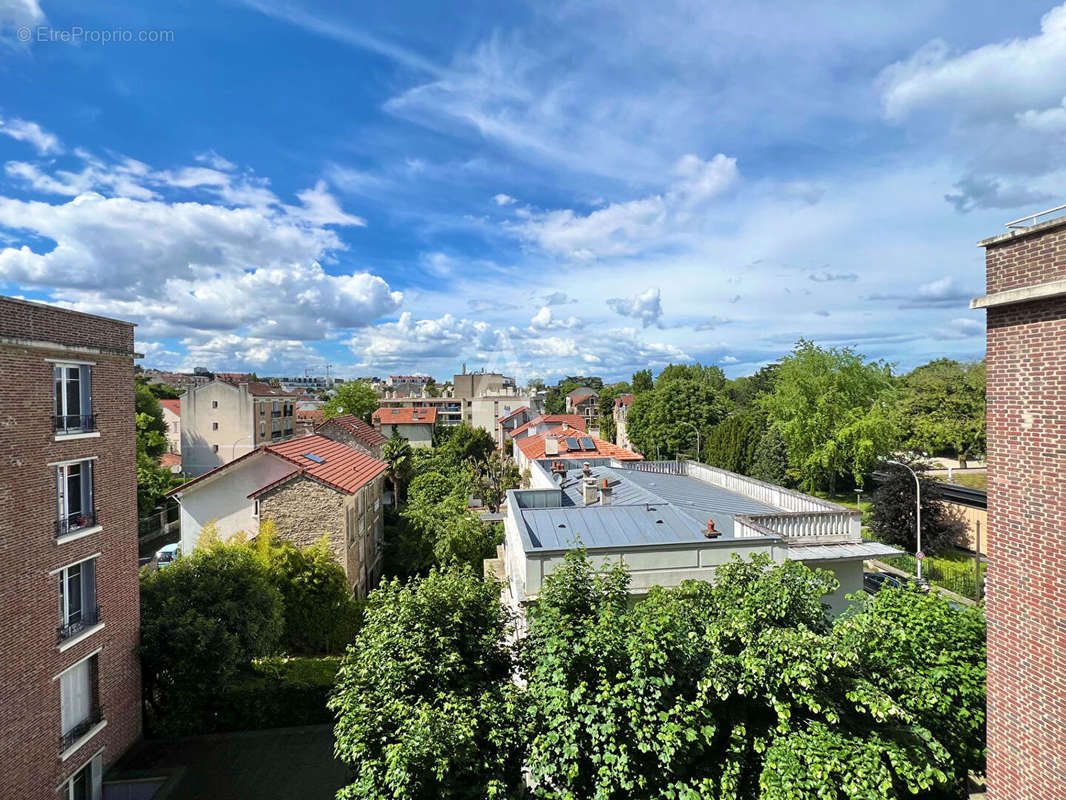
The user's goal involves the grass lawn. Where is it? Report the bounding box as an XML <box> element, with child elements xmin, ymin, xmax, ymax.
<box><xmin>947</xmin><ymin>472</ymin><xmax>988</xmax><ymax>491</ymax></box>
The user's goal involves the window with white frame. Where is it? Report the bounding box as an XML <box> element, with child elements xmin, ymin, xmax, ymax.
<box><xmin>56</xmin><ymin>461</ymin><xmax>95</xmax><ymax>537</ymax></box>
<box><xmin>54</xmin><ymin>364</ymin><xmax>93</xmax><ymax>434</ymax></box>
<box><xmin>212</xmin><ymin>421</ymin><xmax>219</xmax><ymax>430</ymax></box>
<box><xmin>60</xmin><ymin>654</ymin><xmax>100</xmax><ymax>750</ymax></box>
<box><xmin>63</xmin><ymin>753</ymin><xmax>102</xmax><ymax>800</ymax></box>
<box><xmin>58</xmin><ymin>558</ymin><xmax>98</xmax><ymax>642</ymax></box>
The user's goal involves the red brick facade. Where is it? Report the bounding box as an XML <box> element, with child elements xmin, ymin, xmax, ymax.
<box><xmin>980</xmin><ymin>220</ymin><xmax>1066</xmax><ymax>800</ymax></box>
<box><xmin>0</xmin><ymin>297</ymin><xmax>142</xmax><ymax>797</ymax></box>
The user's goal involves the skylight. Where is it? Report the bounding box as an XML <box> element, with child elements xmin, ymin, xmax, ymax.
<box><xmin>303</xmin><ymin>453</ymin><xmax>325</xmax><ymax>464</ymax></box>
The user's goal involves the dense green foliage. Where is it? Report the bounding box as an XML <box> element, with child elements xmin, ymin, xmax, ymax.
<box><xmin>631</xmin><ymin>368</ymin><xmax>653</xmax><ymax>394</ymax></box>
<box><xmin>440</xmin><ymin>422</ymin><xmax>496</xmax><ymax>465</ymax></box>
<box><xmin>133</xmin><ymin>379</ymin><xmax>182</xmax><ymax>514</ymax></box>
<box><xmin>704</xmin><ymin>410</ymin><xmax>764</xmax><ymax>474</ymax></box>
<box><xmin>760</xmin><ymin>340</ymin><xmax>897</xmax><ymax>493</ymax></box>
<box><xmin>474</xmin><ymin>448</ymin><xmax>521</xmax><ymax>512</ymax></box>
<box><xmin>323</xmin><ymin>380</ymin><xmax>379</xmax><ymax>422</ymax></box>
<box><xmin>205</xmin><ymin>656</ymin><xmax>340</xmax><ymax>732</ymax></box>
<box><xmin>750</xmin><ymin>427</ymin><xmax>791</xmax><ymax>486</ymax></box>
<box><xmin>869</xmin><ymin>461</ymin><xmax>968</xmax><ymax>556</ymax></box>
<box><xmin>899</xmin><ymin>359</ymin><xmax>986</xmax><ymax>466</ymax></box>
<box><xmin>627</xmin><ymin>364</ymin><xmax>730</xmax><ymax>458</ymax></box>
<box><xmin>335</xmin><ymin>552</ymin><xmax>985</xmax><ymax>799</ymax></box>
<box><xmin>331</xmin><ymin>568</ymin><xmax>523</xmax><ymax>800</ymax></box>
<box><xmin>382</xmin><ymin>433</ymin><xmax>415</xmax><ymax>504</ymax></box>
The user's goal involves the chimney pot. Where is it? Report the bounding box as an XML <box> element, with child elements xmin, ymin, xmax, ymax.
<box><xmin>705</xmin><ymin>519</ymin><xmax>719</xmax><ymax>539</ymax></box>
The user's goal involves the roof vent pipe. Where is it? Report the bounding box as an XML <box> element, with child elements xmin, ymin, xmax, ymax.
<box><xmin>599</xmin><ymin>478</ymin><xmax>613</xmax><ymax>506</ymax></box>
<box><xmin>582</xmin><ymin>461</ymin><xmax>591</xmax><ymax>477</ymax></box>
<box><xmin>705</xmin><ymin>519</ymin><xmax>720</xmax><ymax>539</ymax></box>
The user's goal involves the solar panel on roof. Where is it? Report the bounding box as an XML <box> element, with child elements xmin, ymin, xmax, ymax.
<box><xmin>579</xmin><ymin>437</ymin><xmax>596</xmax><ymax>451</ymax></box>
<box><xmin>303</xmin><ymin>453</ymin><xmax>325</xmax><ymax>464</ymax></box>
<box><xmin>564</xmin><ymin>437</ymin><xmax>580</xmax><ymax>450</ymax></box>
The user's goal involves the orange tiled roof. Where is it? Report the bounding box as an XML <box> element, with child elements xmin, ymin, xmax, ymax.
<box><xmin>498</xmin><ymin>405</ymin><xmax>533</xmax><ymax>423</ymax></box>
<box><xmin>159</xmin><ymin>398</ymin><xmax>180</xmax><ymax>415</ymax></box>
<box><xmin>296</xmin><ymin>409</ymin><xmax>325</xmax><ymax>424</ymax></box>
<box><xmin>510</xmin><ymin>414</ymin><xmax>586</xmax><ymax>438</ymax></box>
<box><xmin>318</xmin><ymin>414</ymin><xmax>388</xmax><ymax>446</ymax></box>
<box><xmin>372</xmin><ymin>406</ymin><xmax>438</xmax><ymax>425</ymax></box>
<box><xmin>614</xmin><ymin>393</ymin><xmax>634</xmax><ymax>408</ymax></box>
<box><xmin>514</xmin><ymin>427</ymin><xmax>643</xmax><ymax>461</ymax></box>
<box><xmin>159</xmin><ymin>452</ymin><xmax>181</xmax><ymax>468</ymax></box>
<box><xmin>256</xmin><ymin>435</ymin><xmax>387</xmax><ymax>497</ymax></box>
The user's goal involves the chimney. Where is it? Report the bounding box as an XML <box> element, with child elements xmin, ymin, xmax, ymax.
<box><xmin>599</xmin><ymin>478</ymin><xmax>612</xmax><ymax>506</ymax></box>
<box><xmin>582</xmin><ymin>461</ymin><xmax>591</xmax><ymax>477</ymax></box>
<box><xmin>544</xmin><ymin>436</ymin><xmax>559</xmax><ymax>456</ymax></box>
<box><xmin>562</xmin><ymin>422</ymin><xmax>569</xmax><ymax>431</ymax></box>
<box><xmin>582</xmin><ymin>477</ymin><xmax>599</xmax><ymax>505</ymax></box>
<box><xmin>551</xmin><ymin>460</ymin><xmax>567</xmax><ymax>482</ymax></box>
<box><xmin>705</xmin><ymin>519</ymin><xmax>719</xmax><ymax>539</ymax></box>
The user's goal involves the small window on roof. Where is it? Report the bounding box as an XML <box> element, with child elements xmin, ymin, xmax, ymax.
<box><xmin>303</xmin><ymin>453</ymin><xmax>325</xmax><ymax>464</ymax></box>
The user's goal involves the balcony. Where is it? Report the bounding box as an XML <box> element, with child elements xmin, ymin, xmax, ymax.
<box><xmin>57</xmin><ymin>606</ymin><xmax>100</xmax><ymax>644</ymax></box>
<box><xmin>271</xmin><ymin>430</ymin><xmax>282</xmax><ymax>439</ymax></box>
<box><xmin>271</xmin><ymin>410</ymin><xmax>282</xmax><ymax>418</ymax></box>
<box><xmin>60</xmin><ymin>708</ymin><xmax>104</xmax><ymax>752</ymax></box>
<box><xmin>54</xmin><ymin>414</ymin><xmax>97</xmax><ymax>435</ymax></box>
<box><xmin>56</xmin><ymin>509</ymin><xmax>99</xmax><ymax>540</ymax></box>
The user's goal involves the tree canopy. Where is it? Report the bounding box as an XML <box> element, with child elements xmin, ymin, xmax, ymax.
<box><xmin>626</xmin><ymin>363</ymin><xmax>731</xmax><ymax>458</ymax></box>
<box><xmin>868</xmin><ymin>460</ymin><xmax>968</xmax><ymax>556</ymax></box>
<box><xmin>899</xmin><ymin>359</ymin><xmax>985</xmax><ymax>467</ymax></box>
<box><xmin>323</xmin><ymin>380</ymin><xmax>379</xmax><ymax>422</ymax></box>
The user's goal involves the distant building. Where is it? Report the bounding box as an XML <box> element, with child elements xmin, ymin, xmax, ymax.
<box><xmin>142</xmin><ymin>369</ymin><xmax>210</xmax><ymax>391</ymax></box>
<box><xmin>974</xmin><ymin>210</ymin><xmax>1066</xmax><ymax>800</ymax></box>
<box><xmin>0</xmin><ymin>296</ymin><xmax>142</xmax><ymax>799</ymax></box>
<box><xmin>169</xmin><ymin>435</ymin><xmax>386</xmax><ymax>597</ymax></box>
<box><xmin>453</xmin><ymin>371</ymin><xmax>516</xmax><ymax>399</ymax></box>
<box><xmin>276</xmin><ymin>375</ymin><xmax>343</xmax><ymax>393</ymax></box>
<box><xmin>512</xmin><ymin>425</ymin><xmax>640</xmax><ymax>472</ymax></box>
<box><xmin>509</xmin><ymin>414</ymin><xmax>587</xmax><ymax>444</ymax></box>
<box><xmin>498</xmin><ymin>405</ymin><xmax>539</xmax><ymax>449</ymax></box>
<box><xmin>180</xmin><ymin>380</ymin><xmax>298</xmax><ymax>476</ymax></box>
<box><xmin>377</xmin><ymin>370</ymin><xmax>531</xmax><ymax>437</ymax></box>
<box><xmin>372</xmin><ymin>406</ymin><xmax>437</xmax><ymax>448</ymax></box>
<box><xmin>385</xmin><ymin>375</ymin><xmax>434</xmax><ymax>396</ymax></box>
<box><xmin>159</xmin><ymin>398</ymin><xmax>181</xmax><ymax>455</ymax></box>
<box><xmin>613</xmin><ymin>393</ymin><xmax>635</xmax><ymax>450</ymax></box>
<box><xmin>316</xmin><ymin>414</ymin><xmax>388</xmax><ymax>459</ymax></box>
<box><xmin>494</xmin><ymin>458</ymin><xmax>898</xmax><ymax>617</ymax></box>
<box><xmin>565</xmin><ymin>387</ymin><xmax>600</xmax><ymax>433</ymax></box>
<box><xmin>295</xmin><ymin>408</ymin><xmax>325</xmax><ymax>435</ymax></box>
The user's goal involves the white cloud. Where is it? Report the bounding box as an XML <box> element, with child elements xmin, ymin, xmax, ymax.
<box><xmin>530</xmin><ymin>305</ymin><xmax>581</xmax><ymax>331</ymax></box>
<box><xmin>720</xmin><ymin>355</ymin><xmax>738</xmax><ymax>364</ymax></box>
<box><xmin>0</xmin><ymin>116</ymin><xmax>61</xmax><ymax>154</ymax></box>
<box><xmin>195</xmin><ymin>150</ymin><xmax>237</xmax><ymax>171</ymax></box>
<box><xmin>606</xmin><ymin>287</ymin><xmax>663</xmax><ymax>328</ymax></box>
<box><xmin>493</xmin><ymin>193</ymin><xmax>516</xmax><ymax>205</ymax></box>
<box><xmin>1017</xmin><ymin>97</ymin><xmax>1066</xmax><ymax>134</ymax></box>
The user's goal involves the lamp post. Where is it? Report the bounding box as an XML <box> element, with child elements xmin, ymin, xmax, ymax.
<box><xmin>886</xmin><ymin>460</ymin><xmax>922</xmax><ymax>581</ymax></box>
<box><xmin>231</xmin><ymin>434</ymin><xmax>253</xmax><ymax>460</ymax></box>
<box><xmin>680</xmin><ymin>421</ymin><xmax>701</xmax><ymax>463</ymax></box>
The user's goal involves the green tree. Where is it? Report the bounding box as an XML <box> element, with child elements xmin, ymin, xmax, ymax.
<box><xmin>330</xmin><ymin>567</ymin><xmax>522</xmax><ymax>800</ymax></box>
<box><xmin>140</xmin><ymin>538</ymin><xmax>284</xmax><ymax>733</ymax></box>
<box><xmin>626</xmin><ymin>363</ymin><xmax>731</xmax><ymax>459</ymax></box>
<box><xmin>727</xmin><ymin>363</ymin><xmax>780</xmax><ymax>408</ymax></box>
<box><xmin>631</xmin><ymin>368</ymin><xmax>653</xmax><ymax>394</ymax></box>
<box><xmin>135</xmin><ymin>382</ymin><xmax>168</xmax><ymax>458</ymax></box>
<box><xmin>760</xmin><ymin>340</ymin><xmax>897</xmax><ymax>493</ymax></box>
<box><xmin>750</xmin><ymin>426</ymin><xmax>791</xmax><ymax>486</ymax></box>
<box><xmin>383</xmin><ymin>434</ymin><xmax>415</xmax><ymax>504</ymax></box>
<box><xmin>900</xmin><ymin>359</ymin><xmax>986</xmax><ymax>467</ymax></box>
<box><xmin>323</xmin><ymin>380</ymin><xmax>379</xmax><ymax>422</ymax></box>
<box><xmin>474</xmin><ymin>449</ymin><xmax>521</xmax><ymax>513</ymax></box>
<box><xmin>544</xmin><ymin>380</ymin><xmax>582</xmax><ymax>414</ymax></box>
<box><xmin>442</xmin><ymin>422</ymin><xmax>496</xmax><ymax>467</ymax></box>
<box><xmin>521</xmin><ymin>550</ymin><xmax>984</xmax><ymax>800</ymax></box>
<box><xmin>137</xmin><ymin>452</ymin><xmax>179</xmax><ymax>516</ymax></box>
<box><xmin>704</xmin><ymin>410</ymin><xmax>764</xmax><ymax>474</ymax></box>
<box><xmin>868</xmin><ymin>460</ymin><xmax>968</xmax><ymax>556</ymax></box>
<box><xmin>595</xmin><ymin>382</ymin><xmax>630</xmax><ymax>443</ymax></box>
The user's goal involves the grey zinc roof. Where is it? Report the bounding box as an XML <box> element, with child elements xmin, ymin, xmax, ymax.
<box><xmin>519</xmin><ymin>465</ymin><xmax>780</xmax><ymax>552</ymax></box>
<box><xmin>785</xmin><ymin>541</ymin><xmax>901</xmax><ymax>561</ymax></box>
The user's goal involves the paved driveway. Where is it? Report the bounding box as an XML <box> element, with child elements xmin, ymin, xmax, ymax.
<box><xmin>107</xmin><ymin>725</ymin><xmax>348</xmax><ymax>800</ymax></box>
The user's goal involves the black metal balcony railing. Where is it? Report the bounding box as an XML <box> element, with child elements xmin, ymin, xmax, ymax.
<box><xmin>271</xmin><ymin>410</ymin><xmax>282</xmax><ymax>418</ymax></box>
<box><xmin>60</xmin><ymin>708</ymin><xmax>104</xmax><ymax>751</ymax></box>
<box><xmin>55</xmin><ymin>509</ymin><xmax>99</xmax><ymax>539</ymax></box>
<box><xmin>53</xmin><ymin>414</ymin><xmax>97</xmax><ymax>435</ymax></box>
<box><xmin>271</xmin><ymin>430</ymin><xmax>282</xmax><ymax>439</ymax></box>
<box><xmin>57</xmin><ymin>606</ymin><xmax>100</xmax><ymax>644</ymax></box>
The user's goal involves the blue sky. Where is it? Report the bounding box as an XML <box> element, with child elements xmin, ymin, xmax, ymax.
<box><xmin>2</xmin><ymin>0</ymin><xmax>1064</xmax><ymax>382</ymax></box>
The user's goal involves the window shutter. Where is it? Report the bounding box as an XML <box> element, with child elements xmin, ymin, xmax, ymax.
<box><xmin>82</xmin><ymin>558</ymin><xmax>96</xmax><ymax>613</ymax></box>
<box><xmin>90</xmin><ymin>753</ymin><xmax>103</xmax><ymax>800</ymax></box>
<box><xmin>57</xmin><ymin>465</ymin><xmax>66</xmax><ymax>523</ymax></box>
<box><xmin>82</xmin><ymin>461</ymin><xmax>93</xmax><ymax>516</ymax></box>
<box><xmin>79</xmin><ymin>365</ymin><xmax>92</xmax><ymax>417</ymax></box>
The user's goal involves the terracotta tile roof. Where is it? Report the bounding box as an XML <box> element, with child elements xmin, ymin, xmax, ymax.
<box><xmin>614</xmin><ymin>393</ymin><xmax>634</xmax><ymax>408</ymax></box>
<box><xmin>317</xmin><ymin>414</ymin><xmax>388</xmax><ymax>446</ymax></box>
<box><xmin>217</xmin><ymin>376</ymin><xmax>297</xmax><ymax>397</ymax></box>
<box><xmin>296</xmin><ymin>409</ymin><xmax>325</xmax><ymax>424</ymax></box>
<box><xmin>515</xmin><ymin>427</ymin><xmax>644</xmax><ymax>461</ymax></box>
<box><xmin>372</xmin><ymin>406</ymin><xmax>438</xmax><ymax>425</ymax></box>
<box><xmin>510</xmin><ymin>414</ymin><xmax>586</xmax><ymax>438</ymax></box>
<box><xmin>159</xmin><ymin>398</ymin><xmax>180</xmax><ymax>415</ymax></box>
<box><xmin>159</xmin><ymin>452</ymin><xmax>181</xmax><ymax>468</ymax></box>
<box><xmin>256</xmin><ymin>435</ymin><xmax>387</xmax><ymax>497</ymax></box>
<box><xmin>498</xmin><ymin>405</ymin><xmax>533</xmax><ymax>423</ymax></box>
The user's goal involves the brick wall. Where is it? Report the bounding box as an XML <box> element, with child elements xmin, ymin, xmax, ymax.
<box><xmin>0</xmin><ymin>297</ymin><xmax>141</xmax><ymax>797</ymax></box>
<box><xmin>982</xmin><ymin>232</ymin><xmax>1066</xmax><ymax>800</ymax></box>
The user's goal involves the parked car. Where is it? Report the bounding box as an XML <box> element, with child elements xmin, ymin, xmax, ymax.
<box><xmin>154</xmin><ymin>543</ymin><xmax>181</xmax><ymax>569</ymax></box>
<box><xmin>863</xmin><ymin>571</ymin><xmax>905</xmax><ymax>594</ymax></box>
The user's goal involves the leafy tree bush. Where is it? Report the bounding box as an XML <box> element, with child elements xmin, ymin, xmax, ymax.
<box><xmin>140</xmin><ymin>537</ymin><xmax>284</xmax><ymax>734</ymax></box>
<box><xmin>442</xmin><ymin>422</ymin><xmax>496</xmax><ymax>466</ymax></box>
<box><xmin>323</xmin><ymin>380</ymin><xmax>379</xmax><ymax>422</ymax></box>
<box><xmin>760</xmin><ymin>340</ymin><xmax>897</xmax><ymax>493</ymax></box>
<box><xmin>627</xmin><ymin>363</ymin><xmax>731</xmax><ymax>459</ymax></box>
<box><xmin>704</xmin><ymin>410</ymin><xmax>764</xmax><ymax>474</ymax></box>
<box><xmin>474</xmin><ymin>449</ymin><xmax>521</xmax><ymax>513</ymax></box>
<box><xmin>208</xmin><ymin>656</ymin><xmax>341</xmax><ymax>732</ymax></box>
<box><xmin>750</xmin><ymin>426</ymin><xmax>791</xmax><ymax>486</ymax></box>
<box><xmin>899</xmin><ymin>358</ymin><xmax>986</xmax><ymax>467</ymax></box>
<box><xmin>868</xmin><ymin>460</ymin><xmax>968</xmax><ymax>556</ymax></box>
<box><xmin>631</xmin><ymin>368</ymin><xmax>653</xmax><ymax>394</ymax></box>
<box><xmin>382</xmin><ymin>433</ymin><xmax>414</xmax><ymax>504</ymax></box>
<box><xmin>331</xmin><ymin>568</ymin><xmax>522</xmax><ymax>800</ymax></box>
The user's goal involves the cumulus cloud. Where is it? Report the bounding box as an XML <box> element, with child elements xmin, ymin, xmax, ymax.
<box><xmin>530</xmin><ymin>305</ymin><xmax>581</xmax><ymax>330</ymax></box>
<box><xmin>542</xmin><ymin>291</ymin><xmax>576</xmax><ymax>306</ymax></box>
<box><xmin>944</xmin><ymin>174</ymin><xmax>1055</xmax><ymax>213</ymax></box>
<box><xmin>693</xmin><ymin>316</ymin><xmax>730</xmax><ymax>332</ymax></box>
<box><xmin>0</xmin><ymin>116</ymin><xmax>61</xmax><ymax>154</ymax></box>
<box><xmin>606</xmin><ymin>287</ymin><xmax>663</xmax><ymax>328</ymax></box>
<box><xmin>868</xmin><ymin>276</ymin><xmax>975</xmax><ymax>309</ymax></box>
<box><xmin>493</xmin><ymin>193</ymin><xmax>516</xmax><ymax>205</ymax></box>
<box><xmin>507</xmin><ymin>153</ymin><xmax>737</xmax><ymax>260</ymax></box>
<box><xmin>944</xmin><ymin>317</ymin><xmax>984</xmax><ymax>338</ymax></box>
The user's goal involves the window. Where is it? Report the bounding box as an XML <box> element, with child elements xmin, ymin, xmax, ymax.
<box><xmin>56</xmin><ymin>461</ymin><xmax>95</xmax><ymax>538</ymax></box>
<box><xmin>260</xmin><ymin>421</ymin><xmax>266</xmax><ymax>437</ymax></box>
<box><xmin>63</xmin><ymin>754</ymin><xmax>101</xmax><ymax>800</ymax></box>
<box><xmin>60</xmin><ymin>654</ymin><xmax>100</xmax><ymax>752</ymax></box>
<box><xmin>212</xmin><ymin>444</ymin><xmax>219</xmax><ymax>453</ymax></box>
<box><xmin>58</xmin><ymin>558</ymin><xmax>98</xmax><ymax>642</ymax></box>
<box><xmin>54</xmin><ymin>364</ymin><xmax>93</xmax><ymax>434</ymax></box>
<box><xmin>212</xmin><ymin>422</ymin><xmax>219</xmax><ymax>430</ymax></box>
<box><xmin>212</xmin><ymin>400</ymin><xmax>218</xmax><ymax>409</ymax></box>
<box><xmin>253</xmin><ymin>499</ymin><xmax>260</xmax><ymax>518</ymax></box>
<box><xmin>260</xmin><ymin>404</ymin><xmax>265</xmax><ymax>416</ymax></box>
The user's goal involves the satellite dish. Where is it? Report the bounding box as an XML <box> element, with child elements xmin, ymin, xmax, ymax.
<box><xmin>169</xmin><ymin>463</ymin><xmax>183</xmax><ymax>474</ymax></box>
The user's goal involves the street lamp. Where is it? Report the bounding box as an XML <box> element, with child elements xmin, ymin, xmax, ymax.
<box><xmin>679</xmin><ymin>421</ymin><xmax>701</xmax><ymax>462</ymax></box>
<box><xmin>231</xmin><ymin>434</ymin><xmax>253</xmax><ymax>460</ymax></box>
<box><xmin>885</xmin><ymin>460</ymin><xmax>922</xmax><ymax>581</ymax></box>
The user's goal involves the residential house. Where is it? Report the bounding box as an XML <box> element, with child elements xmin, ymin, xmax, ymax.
<box><xmin>385</xmin><ymin>374</ymin><xmax>434</xmax><ymax>395</ymax></box>
<box><xmin>512</xmin><ymin>425</ymin><xmax>641</xmax><ymax>473</ymax></box>
<box><xmin>316</xmin><ymin>414</ymin><xmax>388</xmax><ymax>458</ymax></box>
<box><xmin>974</xmin><ymin>209</ymin><xmax>1066</xmax><ymax>799</ymax></box>
<box><xmin>180</xmin><ymin>379</ymin><xmax>297</xmax><ymax>476</ymax></box>
<box><xmin>277</xmin><ymin>375</ymin><xmax>343</xmax><ymax>393</ymax></box>
<box><xmin>372</xmin><ymin>406</ymin><xmax>436</xmax><ymax>448</ymax></box>
<box><xmin>494</xmin><ymin>457</ymin><xmax>898</xmax><ymax>618</ymax></box>
<box><xmin>565</xmin><ymin>387</ymin><xmax>600</xmax><ymax>433</ymax></box>
<box><xmin>295</xmin><ymin>408</ymin><xmax>325</xmax><ymax>435</ymax></box>
<box><xmin>169</xmin><ymin>435</ymin><xmax>387</xmax><ymax>597</ymax></box>
<box><xmin>159</xmin><ymin>398</ymin><xmax>180</xmax><ymax>455</ymax></box>
<box><xmin>613</xmin><ymin>393</ymin><xmax>635</xmax><ymax>450</ymax></box>
<box><xmin>508</xmin><ymin>414</ymin><xmax>586</xmax><ymax>444</ymax></box>
<box><xmin>0</xmin><ymin>296</ymin><xmax>142</xmax><ymax>800</ymax></box>
<box><xmin>377</xmin><ymin>370</ymin><xmax>532</xmax><ymax>434</ymax></box>
<box><xmin>498</xmin><ymin>405</ymin><xmax>539</xmax><ymax>449</ymax></box>
<box><xmin>141</xmin><ymin>369</ymin><xmax>209</xmax><ymax>392</ymax></box>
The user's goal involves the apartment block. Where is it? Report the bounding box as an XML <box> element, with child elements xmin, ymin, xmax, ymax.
<box><xmin>180</xmin><ymin>379</ymin><xmax>297</xmax><ymax>476</ymax></box>
<box><xmin>0</xmin><ymin>296</ymin><xmax>142</xmax><ymax>800</ymax></box>
<box><xmin>975</xmin><ymin>212</ymin><xmax>1066</xmax><ymax>800</ymax></box>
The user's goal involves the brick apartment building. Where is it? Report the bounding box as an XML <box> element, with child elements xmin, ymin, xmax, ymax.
<box><xmin>974</xmin><ymin>212</ymin><xmax>1066</xmax><ymax>800</ymax></box>
<box><xmin>0</xmin><ymin>297</ymin><xmax>142</xmax><ymax>799</ymax></box>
